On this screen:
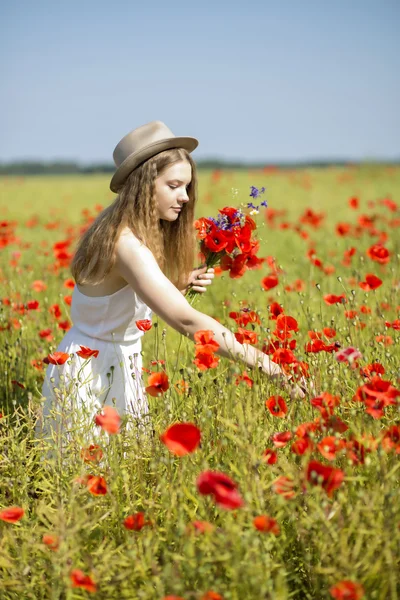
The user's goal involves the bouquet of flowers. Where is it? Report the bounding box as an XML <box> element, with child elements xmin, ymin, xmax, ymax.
<box><xmin>187</xmin><ymin>186</ymin><xmax>267</xmax><ymax>302</ymax></box>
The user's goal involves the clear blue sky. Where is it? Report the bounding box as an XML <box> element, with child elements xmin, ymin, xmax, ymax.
<box><xmin>1</xmin><ymin>0</ymin><xmax>399</xmax><ymax>163</ymax></box>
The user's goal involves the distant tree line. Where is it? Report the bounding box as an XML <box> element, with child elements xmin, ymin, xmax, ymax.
<box><xmin>0</xmin><ymin>159</ymin><xmax>398</xmax><ymax>175</ymax></box>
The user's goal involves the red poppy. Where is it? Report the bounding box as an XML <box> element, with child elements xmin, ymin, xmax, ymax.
<box><xmin>323</xmin><ymin>294</ymin><xmax>347</xmax><ymax>305</ymax></box>
<box><xmin>80</xmin><ymin>444</ymin><xmax>103</xmax><ymax>463</ymax></box>
<box><xmin>262</xmin><ymin>448</ymin><xmax>278</xmax><ymax>464</ymax></box>
<box><xmin>160</xmin><ymin>422</ymin><xmax>201</xmax><ymax>456</ymax></box>
<box><xmin>269</xmin><ymin>302</ymin><xmax>284</xmax><ymax>319</ymax></box>
<box><xmin>306</xmin><ymin>460</ymin><xmax>344</xmax><ymax>497</ymax></box>
<box><xmin>329</xmin><ymin>580</ymin><xmax>364</xmax><ymax>600</ymax></box>
<box><xmin>49</xmin><ymin>303</ymin><xmax>62</xmax><ymax>319</ymax></box>
<box><xmin>76</xmin><ymin>345</ymin><xmax>99</xmax><ymax>359</ymax></box>
<box><xmin>317</xmin><ymin>436</ymin><xmax>346</xmax><ymax>461</ymax></box>
<box><xmin>261</xmin><ymin>274</ymin><xmax>279</xmax><ymax>290</ymax></box>
<box><xmin>123</xmin><ymin>512</ymin><xmax>152</xmax><ymax>531</ymax></box>
<box><xmin>381</xmin><ymin>425</ymin><xmax>400</xmax><ymax>453</ymax></box>
<box><xmin>94</xmin><ymin>406</ymin><xmax>121</xmax><ymax>434</ymax></box>
<box><xmin>291</xmin><ymin>437</ymin><xmax>314</xmax><ymax>455</ymax></box>
<box><xmin>187</xmin><ymin>520</ymin><xmax>215</xmax><ymax>534</ymax></box>
<box><xmin>42</xmin><ymin>534</ymin><xmax>60</xmax><ymax>551</ymax></box>
<box><xmin>201</xmin><ymin>591</ymin><xmax>224</xmax><ymax>600</ymax></box>
<box><xmin>32</xmin><ymin>280</ymin><xmax>47</xmax><ymax>292</ymax></box>
<box><xmin>348</xmin><ymin>196</ymin><xmax>359</xmax><ymax>209</ymax></box>
<box><xmin>272</xmin><ymin>431</ymin><xmax>292</xmax><ymax>447</ymax></box>
<box><xmin>70</xmin><ymin>569</ymin><xmax>97</xmax><ymax>593</ymax></box>
<box><xmin>86</xmin><ymin>475</ymin><xmax>107</xmax><ymax>496</ymax></box>
<box><xmin>253</xmin><ymin>515</ymin><xmax>280</xmax><ymax>535</ymax></box>
<box><xmin>136</xmin><ymin>319</ymin><xmax>152</xmax><ymax>332</ymax></box>
<box><xmin>194</xmin><ymin>330</ymin><xmax>220</xmax><ymax>351</ymax></box>
<box><xmin>204</xmin><ymin>228</ymin><xmax>228</xmax><ymax>252</ymax></box>
<box><xmin>196</xmin><ymin>470</ymin><xmax>244</xmax><ymax>510</ymax></box>
<box><xmin>145</xmin><ymin>371</ymin><xmax>170</xmax><ymax>396</ymax></box>
<box><xmin>272</xmin><ymin>476</ymin><xmax>296</xmax><ymax>499</ymax></box>
<box><xmin>234</xmin><ymin>328</ymin><xmax>258</xmax><ymax>344</ymax></box>
<box><xmin>335</xmin><ymin>346</ymin><xmax>362</xmax><ymax>364</ymax></box>
<box><xmin>266</xmin><ymin>395</ymin><xmax>288</xmax><ymax>418</ymax></box>
<box><xmin>358</xmin><ymin>274</ymin><xmax>382</xmax><ymax>291</ymax></box>
<box><xmin>366</xmin><ymin>244</ymin><xmax>390</xmax><ymax>264</ymax></box>
<box><xmin>39</xmin><ymin>328</ymin><xmax>53</xmax><ymax>341</ymax></box>
<box><xmin>234</xmin><ymin>371</ymin><xmax>254</xmax><ymax>388</ymax></box>
<box><xmin>0</xmin><ymin>506</ymin><xmax>24</xmax><ymax>523</ymax></box>
<box><xmin>27</xmin><ymin>300</ymin><xmax>39</xmax><ymax>310</ymax></box>
<box><xmin>193</xmin><ymin>350</ymin><xmax>220</xmax><ymax>371</ymax></box>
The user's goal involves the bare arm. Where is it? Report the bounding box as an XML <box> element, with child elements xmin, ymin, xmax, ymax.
<box><xmin>115</xmin><ymin>233</ymin><xmax>282</xmax><ymax>378</ymax></box>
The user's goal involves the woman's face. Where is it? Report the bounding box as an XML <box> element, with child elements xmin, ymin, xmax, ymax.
<box><xmin>155</xmin><ymin>160</ymin><xmax>192</xmax><ymax>221</ymax></box>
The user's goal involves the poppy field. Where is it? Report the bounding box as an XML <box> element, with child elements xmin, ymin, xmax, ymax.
<box><xmin>0</xmin><ymin>165</ymin><xmax>399</xmax><ymax>599</ymax></box>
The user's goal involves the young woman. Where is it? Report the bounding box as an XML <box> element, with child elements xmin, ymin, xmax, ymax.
<box><xmin>37</xmin><ymin>121</ymin><xmax>306</xmax><ymax>444</ymax></box>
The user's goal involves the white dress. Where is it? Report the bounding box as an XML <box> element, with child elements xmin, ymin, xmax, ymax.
<box><xmin>36</xmin><ymin>283</ymin><xmax>153</xmax><ymax>445</ymax></box>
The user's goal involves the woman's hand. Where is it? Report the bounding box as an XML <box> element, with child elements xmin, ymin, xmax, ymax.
<box><xmin>184</xmin><ymin>265</ymin><xmax>215</xmax><ymax>294</ymax></box>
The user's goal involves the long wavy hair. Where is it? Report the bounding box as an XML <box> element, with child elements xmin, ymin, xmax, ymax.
<box><xmin>70</xmin><ymin>148</ymin><xmax>198</xmax><ymax>290</ymax></box>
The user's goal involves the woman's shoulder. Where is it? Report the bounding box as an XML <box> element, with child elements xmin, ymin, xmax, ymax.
<box><xmin>117</xmin><ymin>227</ymin><xmax>144</xmax><ymax>248</ymax></box>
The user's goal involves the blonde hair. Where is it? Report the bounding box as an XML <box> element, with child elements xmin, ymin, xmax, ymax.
<box><xmin>71</xmin><ymin>148</ymin><xmax>198</xmax><ymax>290</ymax></box>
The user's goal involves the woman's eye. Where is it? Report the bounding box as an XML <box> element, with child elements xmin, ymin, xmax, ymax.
<box><xmin>169</xmin><ymin>185</ymin><xmax>177</xmax><ymax>189</ymax></box>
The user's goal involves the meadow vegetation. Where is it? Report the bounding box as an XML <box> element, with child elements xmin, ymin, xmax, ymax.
<box><xmin>0</xmin><ymin>165</ymin><xmax>399</xmax><ymax>599</ymax></box>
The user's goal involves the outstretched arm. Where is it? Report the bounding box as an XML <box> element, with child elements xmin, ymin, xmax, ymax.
<box><xmin>114</xmin><ymin>231</ymin><xmax>305</xmax><ymax>395</ymax></box>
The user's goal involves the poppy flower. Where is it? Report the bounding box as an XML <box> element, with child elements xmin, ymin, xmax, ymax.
<box><xmin>86</xmin><ymin>475</ymin><xmax>107</xmax><ymax>496</ymax></box>
<box><xmin>42</xmin><ymin>534</ymin><xmax>60</xmax><ymax>551</ymax></box>
<box><xmin>262</xmin><ymin>448</ymin><xmax>278</xmax><ymax>464</ymax></box>
<box><xmin>204</xmin><ymin>228</ymin><xmax>228</xmax><ymax>253</ymax></box>
<box><xmin>76</xmin><ymin>345</ymin><xmax>99</xmax><ymax>359</ymax></box>
<box><xmin>291</xmin><ymin>437</ymin><xmax>314</xmax><ymax>455</ymax></box>
<box><xmin>329</xmin><ymin>580</ymin><xmax>364</xmax><ymax>600</ymax></box>
<box><xmin>358</xmin><ymin>274</ymin><xmax>382</xmax><ymax>291</ymax></box>
<box><xmin>253</xmin><ymin>515</ymin><xmax>280</xmax><ymax>535</ymax></box>
<box><xmin>234</xmin><ymin>328</ymin><xmax>258</xmax><ymax>344</ymax></box>
<box><xmin>43</xmin><ymin>352</ymin><xmax>70</xmax><ymax>365</ymax></box>
<box><xmin>272</xmin><ymin>475</ymin><xmax>296</xmax><ymax>499</ymax></box>
<box><xmin>193</xmin><ymin>350</ymin><xmax>220</xmax><ymax>371</ymax></box>
<box><xmin>136</xmin><ymin>319</ymin><xmax>152</xmax><ymax>332</ymax></box>
<box><xmin>306</xmin><ymin>460</ymin><xmax>344</xmax><ymax>497</ymax></box>
<box><xmin>261</xmin><ymin>274</ymin><xmax>279</xmax><ymax>290</ymax></box>
<box><xmin>94</xmin><ymin>406</ymin><xmax>121</xmax><ymax>434</ymax></box>
<box><xmin>0</xmin><ymin>506</ymin><xmax>24</xmax><ymax>523</ymax></box>
<box><xmin>366</xmin><ymin>244</ymin><xmax>390</xmax><ymax>264</ymax></box>
<box><xmin>266</xmin><ymin>395</ymin><xmax>288</xmax><ymax>418</ymax></box>
<box><xmin>335</xmin><ymin>346</ymin><xmax>362</xmax><ymax>364</ymax></box>
<box><xmin>160</xmin><ymin>422</ymin><xmax>201</xmax><ymax>456</ymax></box>
<box><xmin>317</xmin><ymin>436</ymin><xmax>346</xmax><ymax>461</ymax></box>
<box><xmin>234</xmin><ymin>371</ymin><xmax>254</xmax><ymax>388</ymax></box>
<box><xmin>187</xmin><ymin>520</ymin><xmax>215</xmax><ymax>534</ymax></box>
<box><xmin>70</xmin><ymin>569</ymin><xmax>97</xmax><ymax>593</ymax></box>
<box><xmin>381</xmin><ymin>425</ymin><xmax>400</xmax><ymax>453</ymax></box>
<box><xmin>201</xmin><ymin>591</ymin><xmax>224</xmax><ymax>600</ymax></box>
<box><xmin>32</xmin><ymin>280</ymin><xmax>47</xmax><ymax>292</ymax></box>
<box><xmin>272</xmin><ymin>431</ymin><xmax>292</xmax><ymax>447</ymax></box>
<box><xmin>194</xmin><ymin>330</ymin><xmax>220</xmax><ymax>351</ymax></box>
<box><xmin>323</xmin><ymin>294</ymin><xmax>347</xmax><ymax>305</ymax></box>
<box><xmin>348</xmin><ymin>196</ymin><xmax>359</xmax><ymax>209</ymax></box>
<box><xmin>196</xmin><ymin>470</ymin><xmax>244</xmax><ymax>510</ymax></box>
<box><xmin>123</xmin><ymin>512</ymin><xmax>152</xmax><ymax>530</ymax></box>
<box><xmin>80</xmin><ymin>444</ymin><xmax>103</xmax><ymax>463</ymax></box>
<box><xmin>39</xmin><ymin>329</ymin><xmax>53</xmax><ymax>341</ymax></box>
<box><xmin>145</xmin><ymin>371</ymin><xmax>169</xmax><ymax>396</ymax></box>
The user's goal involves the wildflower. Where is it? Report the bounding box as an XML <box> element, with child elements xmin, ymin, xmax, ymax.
<box><xmin>253</xmin><ymin>515</ymin><xmax>280</xmax><ymax>535</ymax></box>
<box><xmin>136</xmin><ymin>319</ymin><xmax>152</xmax><ymax>331</ymax></box>
<box><xmin>42</xmin><ymin>534</ymin><xmax>60</xmax><ymax>551</ymax></box>
<box><xmin>366</xmin><ymin>244</ymin><xmax>390</xmax><ymax>264</ymax></box>
<box><xmin>0</xmin><ymin>506</ymin><xmax>24</xmax><ymax>523</ymax></box>
<box><xmin>196</xmin><ymin>470</ymin><xmax>244</xmax><ymax>510</ymax></box>
<box><xmin>145</xmin><ymin>371</ymin><xmax>169</xmax><ymax>397</ymax></box>
<box><xmin>80</xmin><ymin>444</ymin><xmax>103</xmax><ymax>463</ymax></box>
<box><xmin>272</xmin><ymin>431</ymin><xmax>292</xmax><ymax>447</ymax></box>
<box><xmin>265</xmin><ymin>396</ymin><xmax>288</xmax><ymax>418</ymax></box>
<box><xmin>86</xmin><ymin>475</ymin><xmax>107</xmax><ymax>496</ymax></box>
<box><xmin>70</xmin><ymin>569</ymin><xmax>97</xmax><ymax>593</ymax></box>
<box><xmin>335</xmin><ymin>347</ymin><xmax>362</xmax><ymax>364</ymax></box>
<box><xmin>123</xmin><ymin>512</ymin><xmax>152</xmax><ymax>531</ymax></box>
<box><xmin>160</xmin><ymin>422</ymin><xmax>201</xmax><ymax>456</ymax></box>
<box><xmin>94</xmin><ymin>406</ymin><xmax>121</xmax><ymax>434</ymax></box>
<box><xmin>358</xmin><ymin>274</ymin><xmax>383</xmax><ymax>291</ymax></box>
<box><xmin>306</xmin><ymin>460</ymin><xmax>344</xmax><ymax>497</ymax></box>
<box><xmin>43</xmin><ymin>351</ymin><xmax>70</xmax><ymax>366</ymax></box>
<box><xmin>76</xmin><ymin>345</ymin><xmax>99</xmax><ymax>359</ymax></box>
<box><xmin>261</xmin><ymin>274</ymin><xmax>279</xmax><ymax>290</ymax></box>
<box><xmin>262</xmin><ymin>448</ymin><xmax>278</xmax><ymax>464</ymax></box>
<box><xmin>272</xmin><ymin>476</ymin><xmax>296</xmax><ymax>499</ymax></box>
<box><xmin>329</xmin><ymin>580</ymin><xmax>364</xmax><ymax>599</ymax></box>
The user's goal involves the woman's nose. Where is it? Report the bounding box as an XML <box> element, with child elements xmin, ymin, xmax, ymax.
<box><xmin>179</xmin><ymin>190</ymin><xmax>189</xmax><ymax>202</ymax></box>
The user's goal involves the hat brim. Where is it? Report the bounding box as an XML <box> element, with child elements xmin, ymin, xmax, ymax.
<box><xmin>110</xmin><ymin>136</ymin><xmax>199</xmax><ymax>193</ymax></box>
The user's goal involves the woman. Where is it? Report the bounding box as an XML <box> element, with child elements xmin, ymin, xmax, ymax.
<box><xmin>37</xmin><ymin>120</ymin><xmax>305</xmax><ymax>445</ymax></box>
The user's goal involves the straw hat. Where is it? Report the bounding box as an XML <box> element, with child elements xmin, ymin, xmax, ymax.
<box><xmin>110</xmin><ymin>120</ymin><xmax>199</xmax><ymax>192</ymax></box>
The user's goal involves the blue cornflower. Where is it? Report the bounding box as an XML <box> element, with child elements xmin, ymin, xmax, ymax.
<box><xmin>260</xmin><ymin>200</ymin><xmax>268</xmax><ymax>207</ymax></box>
<box><xmin>247</xmin><ymin>202</ymin><xmax>256</xmax><ymax>209</ymax></box>
<box><xmin>260</xmin><ymin>187</ymin><xmax>266</xmax><ymax>194</ymax></box>
<box><xmin>249</xmin><ymin>186</ymin><xmax>259</xmax><ymax>199</ymax></box>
